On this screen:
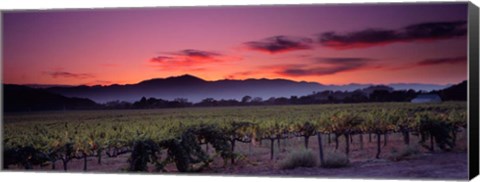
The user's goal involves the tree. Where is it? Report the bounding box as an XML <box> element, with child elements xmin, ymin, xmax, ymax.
<box><xmin>241</xmin><ymin>96</ymin><xmax>252</xmax><ymax>103</ymax></box>
<box><xmin>198</xmin><ymin>98</ymin><xmax>217</xmax><ymax>107</ymax></box>
<box><xmin>251</xmin><ymin>97</ymin><xmax>263</xmax><ymax>104</ymax></box>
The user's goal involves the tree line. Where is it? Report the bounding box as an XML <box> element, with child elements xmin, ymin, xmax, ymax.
<box><xmin>4</xmin><ymin>80</ymin><xmax>466</xmax><ymax>112</ymax></box>
<box><xmin>104</xmin><ymin>82</ymin><xmax>466</xmax><ymax>109</ymax></box>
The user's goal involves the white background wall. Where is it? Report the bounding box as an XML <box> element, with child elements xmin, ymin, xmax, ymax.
<box><xmin>0</xmin><ymin>0</ymin><xmax>478</xmax><ymax>182</ymax></box>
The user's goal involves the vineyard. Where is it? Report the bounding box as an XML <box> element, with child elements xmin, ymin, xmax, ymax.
<box><xmin>2</xmin><ymin>102</ymin><xmax>467</xmax><ymax>173</ymax></box>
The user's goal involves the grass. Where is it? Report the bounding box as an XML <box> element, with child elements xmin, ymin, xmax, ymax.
<box><xmin>279</xmin><ymin>148</ymin><xmax>317</xmax><ymax>170</ymax></box>
<box><xmin>388</xmin><ymin>145</ymin><xmax>421</xmax><ymax>161</ymax></box>
<box><xmin>321</xmin><ymin>150</ymin><xmax>350</xmax><ymax>168</ymax></box>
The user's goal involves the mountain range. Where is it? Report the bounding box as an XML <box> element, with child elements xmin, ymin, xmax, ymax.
<box><xmin>4</xmin><ymin>84</ymin><xmax>99</xmax><ymax>112</ymax></box>
<box><xmin>41</xmin><ymin>74</ymin><xmax>452</xmax><ymax>103</ymax></box>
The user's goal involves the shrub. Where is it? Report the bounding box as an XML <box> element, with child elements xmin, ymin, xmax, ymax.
<box><xmin>321</xmin><ymin>151</ymin><xmax>349</xmax><ymax>168</ymax></box>
<box><xmin>279</xmin><ymin>148</ymin><xmax>317</xmax><ymax>169</ymax></box>
<box><xmin>388</xmin><ymin>145</ymin><xmax>420</xmax><ymax>161</ymax></box>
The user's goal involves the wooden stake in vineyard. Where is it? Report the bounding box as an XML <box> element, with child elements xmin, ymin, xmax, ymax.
<box><xmin>376</xmin><ymin>132</ymin><xmax>382</xmax><ymax>159</ymax></box>
<box><xmin>317</xmin><ymin>133</ymin><xmax>325</xmax><ymax>167</ymax></box>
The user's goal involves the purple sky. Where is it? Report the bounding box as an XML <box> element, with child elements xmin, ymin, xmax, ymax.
<box><xmin>3</xmin><ymin>3</ymin><xmax>468</xmax><ymax>85</ymax></box>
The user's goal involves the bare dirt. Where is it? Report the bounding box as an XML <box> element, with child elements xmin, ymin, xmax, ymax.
<box><xmin>219</xmin><ymin>152</ymin><xmax>468</xmax><ymax>180</ymax></box>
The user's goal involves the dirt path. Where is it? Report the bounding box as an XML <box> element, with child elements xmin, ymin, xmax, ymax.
<box><xmin>6</xmin><ymin>150</ymin><xmax>467</xmax><ymax>180</ymax></box>
<box><xmin>217</xmin><ymin>152</ymin><xmax>468</xmax><ymax>180</ymax></box>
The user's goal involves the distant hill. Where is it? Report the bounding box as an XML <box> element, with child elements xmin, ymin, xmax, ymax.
<box><xmin>437</xmin><ymin>80</ymin><xmax>467</xmax><ymax>101</ymax></box>
<box><xmin>3</xmin><ymin>84</ymin><xmax>99</xmax><ymax>112</ymax></box>
<box><xmin>23</xmin><ymin>84</ymin><xmax>74</xmax><ymax>89</ymax></box>
<box><xmin>360</xmin><ymin>85</ymin><xmax>394</xmax><ymax>96</ymax></box>
<box><xmin>388</xmin><ymin>83</ymin><xmax>453</xmax><ymax>92</ymax></box>
<box><xmin>45</xmin><ymin>75</ymin><xmax>324</xmax><ymax>103</ymax></box>
<box><xmin>2</xmin><ymin>79</ymin><xmax>466</xmax><ymax>112</ymax></box>
<box><xmin>43</xmin><ymin>74</ymin><xmax>452</xmax><ymax>103</ymax></box>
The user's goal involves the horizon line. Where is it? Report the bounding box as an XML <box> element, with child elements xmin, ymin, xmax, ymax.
<box><xmin>2</xmin><ymin>73</ymin><xmax>465</xmax><ymax>87</ymax></box>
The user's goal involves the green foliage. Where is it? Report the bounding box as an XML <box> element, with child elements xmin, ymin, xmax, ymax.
<box><xmin>127</xmin><ymin>125</ymin><xmax>232</xmax><ymax>172</ymax></box>
<box><xmin>2</xmin><ymin>102</ymin><xmax>467</xmax><ymax>171</ymax></box>
<box><xmin>3</xmin><ymin>146</ymin><xmax>50</xmax><ymax>169</ymax></box>
<box><xmin>128</xmin><ymin>140</ymin><xmax>160</xmax><ymax>172</ymax></box>
<box><xmin>416</xmin><ymin>112</ymin><xmax>456</xmax><ymax>151</ymax></box>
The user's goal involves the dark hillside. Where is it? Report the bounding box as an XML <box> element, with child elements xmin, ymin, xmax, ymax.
<box><xmin>3</xmin><ymin>84</ymin><xmax>99</xmax><ymax>112</ymax></box>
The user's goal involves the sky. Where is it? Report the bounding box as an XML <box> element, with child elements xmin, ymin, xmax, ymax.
<box><xmin>2</xmin><ymin>3</ymin><xmax>469</xmax><ymax>86</ymax></box>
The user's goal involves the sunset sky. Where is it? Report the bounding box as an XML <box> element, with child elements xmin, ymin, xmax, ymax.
<box><xmin>3</xmin><ymin>3</ymin><xmax>468</xmax><ymax>86</ymax></box>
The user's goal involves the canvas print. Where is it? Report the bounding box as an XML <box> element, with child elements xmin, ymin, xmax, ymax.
<box><xmin>1</xmin><ymin>2</ymin><xmax>472</xmax><ymax>180</ymax></box>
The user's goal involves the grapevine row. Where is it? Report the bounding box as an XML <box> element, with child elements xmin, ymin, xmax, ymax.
<box><xmin>3</xmin><ymin>102</ymin><xmax>466</xmax><ymax>171</ymax></box>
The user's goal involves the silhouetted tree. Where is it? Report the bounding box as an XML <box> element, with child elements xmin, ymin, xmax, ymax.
<box><xmin>241</xmin><ymin>95</ymin><xmax>252</xmax><ymax>104</ymax></box>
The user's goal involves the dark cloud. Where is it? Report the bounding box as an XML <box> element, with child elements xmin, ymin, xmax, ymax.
<box><xmin>224</xmin><ymin>71</ymin><xmax>255</xmax><ymax>79</ymax></box>
<box><xmin>175</xmin><ymin>49</ymin><xmax>221</xmax><ymax>59</ymax></box>
<box><xmin>417</xmin><ymin>56</ymin><xmax>467</xmax><ymax>66</ymax></box>
<box><xmin>149</xmin><ymin>49</ymin><xmax>228</xmax><ymax>70</ymax></box>
<box><xmin>46</xmin><ymin>71</ymin><xmax>94</xmax><ymax>79</ymax></box>
<box><xmin>278</xmin><ymin>57</ymin><xmax>374</xmax><ymax>76</ymax></box>
<box><xmin>150</xmin><ymin>56</ymin><xmax>173</xmax><ymax>63</ymax></box>
<box><xmin>150</xmin><ymin>49</ymin><xmax>222</xmax><ymax>64</ymax></box>
<box><xmin>319</xmin><ymin>29</ymin><xmax>399</xmax><ymax>49</ymax></box>
<box><xmin>386</xmin><ymin>55</ymin><xmax>467</xmax><ymax>70</ymax></box>
<box><xmin>245</xmin><ymin>36</ymin><xmax>313</xmax><ymax>54</ymax></box>
<box><xmin>318</xmin><ymin>21</ymin><xmax>467</xmax><ymax>50</ymax></box>
<box><xmin>317</xmin><ymin>57</ymin><xmax>375</xmax><ymax>64</ymax></box>
<box><xmin>404</xmin><ymin>21</ymin><xmax>467</xmax><ymax>40</ymax></box>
